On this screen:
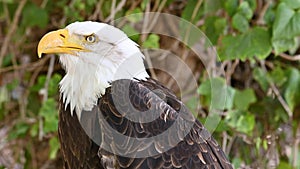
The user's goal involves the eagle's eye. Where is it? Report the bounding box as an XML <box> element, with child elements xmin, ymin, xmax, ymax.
<box><xmin>85</xmin><ymin>34</ymin><xmax>96</xmax><ymax>43</ymax></box>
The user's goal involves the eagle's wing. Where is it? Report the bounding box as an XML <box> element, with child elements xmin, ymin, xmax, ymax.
<box><xmin>97</xmin><ymin>78</ymin><xmax>232</xmax><ymax>169</ymax></box>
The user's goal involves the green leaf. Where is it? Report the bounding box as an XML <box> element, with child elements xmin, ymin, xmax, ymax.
<box><xmin>225</xmin><ymin>86</ymin><xmax>236</xmax><ymax>110</ymax></box>
<box><xmin>48</xmin><ymin>74</ymin><xmax>62</xmax><ymax>97</ymax></box>
<box><xmin>2</xmin><ymin>53</ymin><xmax>13</xmax><ymax>67</ymax></box>
<box><xmin>204</xmin><ymin>0</ymin><xmax>223</xmax><ymax>14</ymax></box>
<box><xmin>39</xmin><ymin>99</ymin><xmax>56</xmax><ymax>117</ymax></box>
<box><xmin>277</xmin><ymin>161</ymin><xmax>294</xmax><ymax>169</ymax></box>
<box><xmin>122</xmin><ymin>24</ymin><xmax>140</xmax><ymax>42</ymax></box>
<box><xmin>180</xmin><ymin>2</ymin><xmax>205</xmax><ymax>46</ymax></box>
<box><xmin>236</xmin><ymin>112</ymin><xmax>255</xmax><ymax>134</ymax></box>
<box><xmin>22</xmin><ymin>3</ymin><xmax>48</xmax><ymax>28</ymax></box>
<box><xmin>49</xmin><ymin>137</ymin><xmax>60</xmax><ymax>159</ymax></box>
<box><xmin>288</xmin><ymin>35</ymin><xmax>300</xmax><ymax>54</ymax></box>
<box><xmin>219</xmin><ymin>27</ymin><xmax>272</xmax><ymax>60</ymax></box>
<box><xmin>225</xmin><ymin>110</ymin><xmax>255</xmax><ymax>135</ymax></box>
<box><xmin>264</xmin><ymin>5</ymin><xmax>276</xmax><ymax>26</ymax></box>
<box><xmin>232</xmin><ymin>157</ymin><xmax>242</xmax><ymax>169</ymax></box>
<box><xmin>215</xmin><ymin>119</ymin><xmax>230</xmax><ymax>132</ymax></box>
<box><xmin>273</xmin><ymin>3</ymin><xmax>294</xmax><ymax>33</ymax></box>
<box><xmin>180</xmin><ymin>1</ymin><xmax>206</xmax><ymax>45</ymax></box>
<box><xmin>126</xmin><ymin>8</ymin><xmax>143</xmax><ymax>23</ymax></box>
<box><xmin>186</xmin><ymin>97</ymin><xmax>198</xmax><ymax>117</ymax></box>
<box><xmin>270</xmin><ymin>66</ymin><xmax>287</xmax><ymax>87</ymax></box>
<box><xmin>0</xmin><ymin>86</ymin><xmax>9</xmax><ymax>108</ymax></box>
<box><xmin>6</xmin><ymin>79</ymin><xmax>19</xmax><ymax>91</ymax></box>
<box><xmin>284</xmin><ymin>68</ymin><xmax>300</xmax><ymax>111</ymax></box>
<box><xmin>245</xmin><ymin>0</ymin><xmax>257</xmax><ymax>11</ymax></box>
<box><xmin>141</xmin><ymin>0</ymin><xmax>149</xmax><ymax>10</ymax></box>
<box><xmin>225</xmin><ymin>110</ymin><xmax>241</xmax><ymax>129</ymax></box>
<box><xmin>253</xmin><ymin>68</ymin><xmax>269</xmax><ymax>92</ymax></box>
<box><xmin>0</xmin><ymin>87</ymin><xmax>7</xmax><ymax>119</ymax></box>
<box><xmin>224</xmin><ymin>0</ymin><xmax>239</xmax><ymax>16</ymax></box>
<box><xmin>86</xmin><ymin>0</ymin><xmax>97</xmax><ymax>6</ymax></box>
<box><xmin>237</xmin><ymin>1</ymin><xmax>253</xmax><ymax>20</ymax></box>
<box><xmin>281</xmin><ymin>0</ymin><xmax>300</xmax><ymax>9</ymax></box>
<box><xmin>202</xmin><ymin>16</ymin><xmax>227</xmax><ymax>45</ymax></box>
<box><xmin>234</xmin><ymin>89</ymin><xmax>257</xmax><ymax>111</ymax></box>
<box><xmin>142</xmin><ymin>34</ymin><xmax>160</xmax><ymax>49</ymax></box>
<box><xmin>2</xmin><ymin>0</ymin><xmax>14</xmax><ymax>3</ymax></box>
<box><xmin>30</xmin><ymin>74</ymin><xmax>61</xmax><ymax>97</ymax></box>
<box><xmin>262</xmin><ymin>139</ymin><xmax>268</xmax><ymax>150</ymax></box>
<box><xmin>275</xmin><ymin>107</ymin><xmax>289</xmax><ymax>123</ymax></box>
<box><xmin>198</xmin><ymin>77</ymin><xmax>235</xmax><ymax>110</ymax></box>
<box><xmin>6</xmin><ymin>3</ymin><xmax>17</xmax><ymax>20</ymax></box>
<box><xmin>255</xmin><ymin>137</ymin><xmax>261</xmax><ymax>150</ymax></box>
<box><xmin>232</xmin><ymin>13</ymin><xmax>249</xmax><ymax>33</ymax></box>
<box><xmin>272</xmin><ymin>3</ymin><xmax>300</xmax><ymax>53</ymax></box>
<box><xmin>203</xmin><ymin>111</ymin><xmax>222</xmax><ymax>133</ymax></box>
<box><xmin>39</xmin><ymin>98</ymin><xmax>58</xmax><ymax>133</ymax></box>
<box><xmin>198</xmin><ymin>78</ymin><xmax>212</xmax><ymax>95</ymax></box>
<box><xmin>180</xmin><ymin>20</ymin><xmax>205</xmax><ymax>46</ymax></box>
<box><xmin>9</xmin><ymin>123</ymin><xmax>29</xmax><ymax>139</ymax></box>
<box><xmin>272</xmin><ymin>38</ymin><xmax>297</xmax><ymax>55</ymax></box>
<box><xmin>30</xmin><ymin>75</ymin><xmax>46</xmax><ymax>92</ymax></box>
<box><xmin>30</xmin><ymin>123</ymin><xmax>38</xmax><ymax>137</ymax></box>
<box><xmin>182</xmin><ymin>0</ymin><xmax>203</xmax><ymax>23</ymax></box>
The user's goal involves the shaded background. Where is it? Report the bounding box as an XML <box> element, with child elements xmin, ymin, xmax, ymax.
<box><xmin>1</xmin><ymin>0</ymin><xmax>300</xmax><ymax>168</ymax></box>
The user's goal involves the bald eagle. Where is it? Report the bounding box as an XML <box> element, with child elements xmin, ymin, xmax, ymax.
<box><xmin>37</xmin><ymin>21</ymin><xmax>233</xmax><ymax>169</ymax></box>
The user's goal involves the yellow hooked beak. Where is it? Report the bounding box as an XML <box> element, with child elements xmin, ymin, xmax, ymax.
<box><xmin>37</xmin><ymin>29</ymin><xmax>89</xmax><ymax>58</ymax></box>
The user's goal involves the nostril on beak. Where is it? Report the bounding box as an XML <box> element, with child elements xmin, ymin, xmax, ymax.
<box><xmin>60</xmin><ymin>34</ymin><xmax>66</xmax><ymax>38</ymax></box>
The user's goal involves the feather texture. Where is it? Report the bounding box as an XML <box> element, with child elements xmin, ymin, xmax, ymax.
<box><xmin>59</xmin><ymin>78</ymin><xmax>233</xmax><ymax>169</ymax></box>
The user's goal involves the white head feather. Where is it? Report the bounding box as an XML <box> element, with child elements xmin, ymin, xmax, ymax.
<box><xmin>58</xmin><ymin>21</ymin><xmax>149</xmax><ymax>119</ymax></box>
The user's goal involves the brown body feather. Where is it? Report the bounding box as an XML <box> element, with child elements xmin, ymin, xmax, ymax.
<box><xmin>58</xmin><ymin>78</ymin><xmax>233</xmax><ymax>169</ymax></box>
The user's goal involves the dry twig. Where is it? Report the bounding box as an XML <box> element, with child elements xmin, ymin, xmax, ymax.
<box><xmin>141</xmin><ymin>0</ymin><xmax>151</xmax><ymax>42</ymax></box>
<box><xmin>256</xmin><ymin>1</ymin><xmax>271</xmax><ymax>25</ymax></box>
<box><xmin>166</xmin><ymin>48</ymin><xmax>189</xmax><ymax>89</ymax></box>
<box><xmin>182</xmin><ymin>0</ymin><xmax>203</xmax><ymax>44</ymax></box>
<box><xmin>105</xmin><ymin>0</ymin><xmax>127</xmax><ymax>24</ymax></box>
<box><xmin>0</xmin><ymin>0</ymin><xmax>27</xmax><ymax>67</ymax></box>
<box><xmin>224</xmin><ymin>59</ymin><xmax>240</xmax><ymax>85</ymax></box>
<box><xmin>147</xmin><ymin>0</ymin><xmax>168</xmax><ymax>34</ymax></box>
<box><xmin>277</xmin><ymin>52</ymin><xmax>300</xmax><ymax>61</ymax></box>
<box><xmin>259</xmin><ymin>60</ymin><xmax>293</xmax><ymax>119</ymax></box>
<box><xmin>89</xmin><ymin>0</ymin><xmax>104</xmax><ymax>21</ymax></box>
<box><xmin>37</xmin><ymin>55</ymin><xmax>55</xmax><ymax>140</ymax></box>
<box><xmin>144</xmin><ymin>50</ymin><xmax>158</xmax><ymax>80</ymax></box>
<box><xmin>0</xmin><ymin>56</ymin><xmax>50</xmax><ymax>74</ymax></box>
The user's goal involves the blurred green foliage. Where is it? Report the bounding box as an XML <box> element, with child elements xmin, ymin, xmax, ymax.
<box><xmin>0</xmin><ymin>0</ymin><xmax>300</xmax><ymax>169</ymax></box>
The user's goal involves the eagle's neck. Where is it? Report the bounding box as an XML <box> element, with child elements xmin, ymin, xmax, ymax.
<box><xmin>59</xmin><ymin>39</ymin><xmax>149</xmax><ymax>119</ymax></box>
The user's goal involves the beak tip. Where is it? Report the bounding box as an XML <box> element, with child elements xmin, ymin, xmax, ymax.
<box><xmin>37</xmin><ymin>39</ymin><xmax>44</xmax><ymax>58</ymax></box>
<box><xmin>37</xmin><ymin>46</ymin><xmax>43</xmax><ymax>58</ymax></box>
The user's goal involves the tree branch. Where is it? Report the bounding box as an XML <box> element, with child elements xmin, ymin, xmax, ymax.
<box><xmin>0</xmin><ymin>0</ymin><xmax>27</xmax><ymax>67</ymax></box>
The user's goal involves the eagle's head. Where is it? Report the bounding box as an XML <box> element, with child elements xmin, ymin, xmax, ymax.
<box><xmin>38</xmin><ymin>21</ymin><xmax>149</xmax><ymax>118</ymax></box>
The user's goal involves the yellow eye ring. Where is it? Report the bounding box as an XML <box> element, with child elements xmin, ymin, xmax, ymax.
<box><xmin>85</xmin><ymin>35</ymin><xmax>96</xmax><ymax>43</ymax></box>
